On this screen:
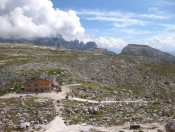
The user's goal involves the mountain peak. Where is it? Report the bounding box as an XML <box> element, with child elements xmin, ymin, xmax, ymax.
<box><xmin>0</xmin><ymin>37</ymin><xmax>97</xmax><ymax>51</ymax></box>
<box><xmin>121</xmin><ymin>44</ymin><xmax>175</xmax><ymax>64</ymax></box>
<box><xmin>127</xmin><ymin>44</ymin><xmax>151</xmax><ymax>48</ymax></box>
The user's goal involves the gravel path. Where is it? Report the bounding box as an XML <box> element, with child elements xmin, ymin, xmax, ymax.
<box><xmin>44</xmin><ymin>116</ymin><xmax>165</xmax><ymax>132</ymax></box>
<box><xmin>70</xmin><ymin>97</ymin><xmax>148</xmax><ymax>104</ymax></box>
<box><xmin>0</xmin><ymin>84</ymin><xmax>81</xmax><ymax>100</ymax></box>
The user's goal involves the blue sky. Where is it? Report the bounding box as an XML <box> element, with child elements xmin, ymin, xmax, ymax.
<box><xmin>51</xmin><ymin>0</ymin><xmax>175</xmax><ymax>53</ymax></box>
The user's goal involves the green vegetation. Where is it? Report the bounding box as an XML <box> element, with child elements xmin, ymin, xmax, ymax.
<box><xmin>0</xmin><ymin>83</ymin><xmax>22</xmax><ymax>96</ymax></box>
<box><xmin>56</xmin><ymin>70</ymin><xmax>73</xmax><ymax>85</ymax></box>
<box><xmin>137</xmin><ymin>63</ymin><xmax>175</xmax><ymax>75</ymax></box>
<box><xmin>48</xmin><ymin>68</ymin><xmax>63</xmax><ymax>76</ymax></box>
<box><xmin>69</xmin><ymin>83</ymin><xmax>133</xmax><ymax>101</ymax></box>
<box><xmin>62</xmin><ymin>100</ymin><xmax>165</xmax><ymax>126</ymax></box>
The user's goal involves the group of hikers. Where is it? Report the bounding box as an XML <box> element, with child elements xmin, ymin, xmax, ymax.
<box><xmin>54</xmin><ymin>85</ymin><xmax>69</xmax><ymax>100</ymax></box>
<box><xmin>56</xmin><ymin>86</ymin><xmax>62</xmax><ymax>93</ymax></box>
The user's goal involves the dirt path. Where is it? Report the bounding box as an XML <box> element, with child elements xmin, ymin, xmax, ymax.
<box><xmin>70</xmin><ymin>97</ymin><xmax>148</xmax><ymax>104</ymax></box>
<box><xmin>44</xmin><ymin>116</ymin><xmax>165</xmax><ymax>132</ymax></box>
<box><xmin>0</xmin><ymin>84</ymin><xmax>81</xmax><ymax>100</ymax></box>
<box><xmin>0</xmin><ymin>83</ymin><xmax>147</xmax><ymax>104</ymax></box>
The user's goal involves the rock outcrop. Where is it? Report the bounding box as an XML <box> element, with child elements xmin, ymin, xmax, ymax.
<box><xmin>0</xmin><ymin>35</ymin><xmax>97</xmax><ymax>51</ymax></box>
<box><xmin>121</xmin><ymin>44</ymin><xmax>175</xmax><ymax>64</ymax></box>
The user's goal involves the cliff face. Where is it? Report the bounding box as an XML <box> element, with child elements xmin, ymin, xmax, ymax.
<box><xmin>121</xmin><ymin>44</ymin><xmax>175</xmax><ymax>64</ymax></box>
<box><xmin>0</xmin><ymin>36</ymin><xmax>97</xmax><ymax>51</ymax></box>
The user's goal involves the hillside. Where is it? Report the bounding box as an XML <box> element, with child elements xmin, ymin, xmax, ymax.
<box><xmin>121</xmin><ymin>44</ymin><xmax>175</xmax><ymax>64</ymax></box>
<box><xmin>1</xmin><ymin>43</ymin><xmax>175</xmax><ymax>98</ymax></box>
<box><xmin>0</xmin><ymin>43</ymin><xmax>175</xmax><ymax>130</ymax></box>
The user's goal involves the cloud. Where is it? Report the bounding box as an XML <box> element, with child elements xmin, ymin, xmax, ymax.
<box><xmin>77</xmin><ymin>10</ymin><xmax>131</xmax><ymax>17</ymax></box>
<box><xmin>163</xmin><ymin>24</ymin><xmax>175</xmax><ymax>31</ymax></box>
<box><xmin>0</xmin><ymin>1</ymin><xmax>128</xmax><ymax>53</ymax></box>
<box><xmin>78</xmin><ymin>9</ymin><xmax>172</xmax><ymax>29</ymax></box>
<box><xmin>140</xmin><ymin>14</ymin><xmax>170</xmax><ymax>19</ymax></box>
<box><xmin>0</xmin><ymin>0</ymin><xmax>7</xmax><ymax>10</ymax></box>
<box><xmin>93</xmin><ymin>37</ymin><xmax>127</xmax><ymax>53</ymax></box>
<box><xmin>145</xmin><ymin>34</ymin><xmax>175</xmax><ymax>52</ymax></box>
<box><xmin>78</xmin><ymin>9</ymin><xmax>170</xmax><ymax>20</ymax></box>
<box><xmin>0</xmin><ymin>0</ymin><xmax>86</xmax><ymax>40</ymax></box>
<box><xmin>78</xmin><ymin>10</ymin><xmax>148</xmax><ymax>28</ymax></box>
<box><xmin>120</xmin><ymin>29</ymin><xmax>150</xmax><ymax>35</ymax></box>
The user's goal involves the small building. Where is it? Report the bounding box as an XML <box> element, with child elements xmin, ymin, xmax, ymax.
<box><xmin>24</xmin><ymin>75</ymin><xmax>53</xmax><ymax>92</ymax></box>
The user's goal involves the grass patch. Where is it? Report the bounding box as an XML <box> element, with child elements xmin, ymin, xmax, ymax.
<box><xmin>137</xmin><ymin>63</ymin><xmax>175</xmax><ymax>75</ymax></box>
<box><xmin>0</xmin><ymin>83</ymin><xmax>22</xmax><ymax>96</ymax></box>
<box><xmin>48</xmin><ymin>68</ymin><xmax>63</xmax><ymax>76</ymax></box>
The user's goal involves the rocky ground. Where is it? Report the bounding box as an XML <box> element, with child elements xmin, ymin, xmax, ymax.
<box><xmin>0</xmin><ymin>86</ymin><xmax>170</xmax><ymax>132</ymax></box>
<box><xmin>0</xmin><ymin>43</ymin><xmax>175</xmax><ymax>131</ymax></box>
<box><xmin>0</xmin><ymin>95</ymin><xmax>57</xmax><ymax>131</ymax></box>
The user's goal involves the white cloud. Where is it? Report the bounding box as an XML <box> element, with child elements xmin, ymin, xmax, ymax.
<box><xmin>78</xmin><ymin>9</ymin><xmax>170</xmax><ymax>20</ymax></box>
<box><xmin>163</xmin><ymin>24</ymin><xmax>175</xmax><ymax>31</ymax></box>
<box><xmin>0</xmin><ymin>0</ymin><xmax>128</xmax><ymax>53</ymax></box>
<box><xmin>86</xmin><ymin>16</ymin><xmax>148</xmax><ymax>28</ymax></box>
<box><xmin>0</xmin><ymin>0</ymin><xmax>86</xmax><ymax>40</ymax></box>
<box><xmin>78</xmin><ymin>9</ymin><xmax>172</xmax><ymax>29</ymax></box>
<box><xmin>146</xmin><ymin>35</ymin><xmax>175</xmax><ymax>52</ymax></box>
<box><xmin>93</xmin><ymin>37</ymin><xmax>127</xmax><ymax>53</ymax></box>
<box><xmin>140</xmin><ymin>14</ymin><xmax>170</xmax><ymax>19</ymax></box>
<box><xmin>120</xmin><ymin>29</ymin><xmax>150</xmax><ymax>35</ymax></box>
<box><xmin>0</xmin><ymin>0</ymin><xmax>7</xmax><ymax>10</ymax></box>
<box><xmin>77</xmin><ymin>10</ymin><xmax>133</xmax><ymax>18</ymax></box>
<box><xmin>79</xmin><ymin>10</ymin><xmax>148</xmax><ymax>28</ymax></box>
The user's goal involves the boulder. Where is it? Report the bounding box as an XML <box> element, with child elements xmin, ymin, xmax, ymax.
<box><xmin>130</xmin><ymin>124</ymin><xmax>141</xmax><ymax>130</ymax></box>
<box><xmin>20</xmin><ymin>122</ymin><xmax>30</xmax><ymax>130</ymax></box>
<box><xmin>88</xmin><ymin>107</ymin><xmax>99</xmax><ymax>114</ymax></box>
<box><xmin>165</xmin><ymin>118</ymin><xmax>175</xmax><ymax>132</ymax></box>
<box><xmin>157</xmin><ymin>129</ymin><xmax>164</xmax><ymax>132</ymax></box>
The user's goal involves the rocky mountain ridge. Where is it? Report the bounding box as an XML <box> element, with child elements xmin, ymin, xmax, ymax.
<box><xmin>0</xmin><ymin>35</ymin><xmax>97</xmax><ymax>51</ymax></box>
<box><xmin>121</xmin><ymin>44</ymin><xmax>175</xmax><ymax>64</ymax></box>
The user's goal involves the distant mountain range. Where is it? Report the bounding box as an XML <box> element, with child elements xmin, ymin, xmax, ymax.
<box><xmin>0</xmin><ymin>35</ymin><xmax>97</xmax><ymax>50</ymax></box>
<box><xmin>121</xmin><ymin>44</ymin><xmax>175</xmax><ymax>64</ymax></box>
<box><xmin>1</xmin><ymin>37</ymin><xmax>175</xmax><ymax>64</ymax></box>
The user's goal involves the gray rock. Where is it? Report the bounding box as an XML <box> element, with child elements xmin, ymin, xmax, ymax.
<box><xmin>157</xmin><ymin>129</ymin><xmax>164</xmax><ymax>132</ymax></box>
<box><xmin>20</xmin><ymin>122</ymin><xmax>30</xmax><ymax>129</ymax></box>
<box><xmin>88</xmin><ymin>107</ymin><xmax>99</xmax><ymax>114</ymax></box>
<box><xmin>165</xmin><ymin>118</ymin><xmax>175</xmax><ymax>132</ymax></box>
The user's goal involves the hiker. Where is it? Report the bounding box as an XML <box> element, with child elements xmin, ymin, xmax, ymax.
<box><xmin>65</xmin><ymin>94</ymin><xmax>69</xmax><ymax>100</ymax></box>
<box><xmin>80</xmin><ymin>94</ymin><xmax>83</xmax><ymax>99</ymax></box>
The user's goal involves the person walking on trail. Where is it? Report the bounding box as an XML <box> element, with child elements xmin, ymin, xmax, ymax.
<box><xmin>65</xmin><ymin>94</ymin><xmax>69</xmax><ymax>100</ymax></box>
